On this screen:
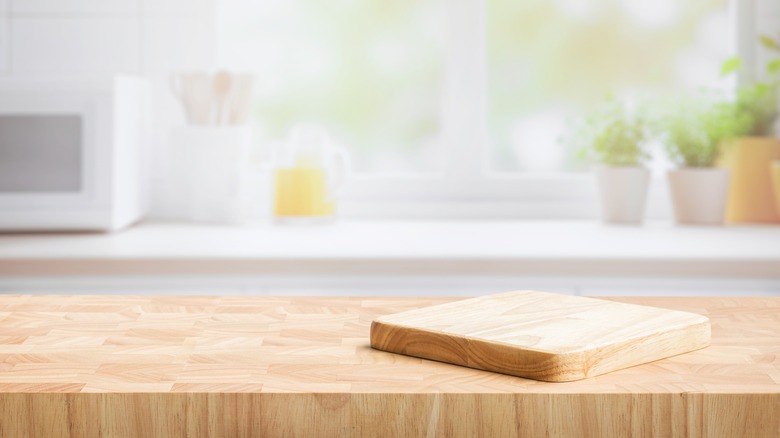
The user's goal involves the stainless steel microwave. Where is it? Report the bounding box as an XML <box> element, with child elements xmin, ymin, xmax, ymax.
<box><xmin>0</xmin><ymin>77</ymin><xmax>150</xmax><ymax>231</ymax></box>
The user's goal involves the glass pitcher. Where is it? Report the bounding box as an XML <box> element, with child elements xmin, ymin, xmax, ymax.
<box><xmin>273</xmin><ymin>126</ymin><xmax>349</xmax><ymax>221</ymax></box>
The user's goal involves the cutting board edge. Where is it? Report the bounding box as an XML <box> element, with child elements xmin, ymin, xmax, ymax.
<box><xmin>580</xmin><ymin>318</ymin><xmax>712</xmax><ymax>380</ymax></box>
<box><xmin>369</xmin><ymin>318</ymin><xmax>712</xmax><ymax>383</ymax></box>
<box><xmin>370</xmin><ymin>319</ymin><xmax>588</xmax><ymax>382</ymax></box>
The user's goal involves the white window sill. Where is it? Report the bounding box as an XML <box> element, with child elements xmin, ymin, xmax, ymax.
<box><xmin>1</xmin><ymin>219</ymin><xmax>778</xmax><ymax>279</ymax></box>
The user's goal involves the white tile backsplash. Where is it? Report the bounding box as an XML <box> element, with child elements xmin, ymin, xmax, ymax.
<box><xmin>11</xmin><ymin>0</ymin><xmax>138</xmax><ymax>16</ymax></box>
<box><xmin>12</xmin><ymin>18</ymin><xmax>140</xmax><ymax>76</ymax></box>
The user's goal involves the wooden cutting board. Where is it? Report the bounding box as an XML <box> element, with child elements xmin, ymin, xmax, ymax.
<box><xmin>370</xmin><ymin>290</ymin><xmax>711</xmax><ymax>382</ymax></box>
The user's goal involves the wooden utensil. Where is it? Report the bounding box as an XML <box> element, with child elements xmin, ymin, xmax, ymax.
<box><xmin>212</xmin><ymin>71</ymin><xmax>232</xmax><ymax>125</ymax></box>
<box><xmin>371</xmin><ymin>290</ymin><xmax>710</xmax><ymax>382</ymax></box>
<box><xmin>170</xmin><ymin>73</ymin><xmax>193</xmax><ymax>123</ymax></box>
<box><xmin>170</xmin><ymin>72</ymin><xmax>213</xmax><ymax>125</ymax></box>
<box><xmin>227</xmin><ymin>74</ymin><xmax>254</xmax><ymax>125</ymax></box>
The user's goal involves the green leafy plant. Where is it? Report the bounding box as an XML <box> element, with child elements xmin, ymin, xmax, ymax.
<box><xmin>651</xmin><ymin>92</ymin><xmax>752</xmax><ymax>167</ymax></box>
<box><xmin>735</xmin><ymin>81</ymin><xmax>779</xmax><ymax>135</ymax></box>
<box><xmin>721</xmin><ymin>32</ymin><xmax>780</xmax><ymax>136</ymax></box>
<box><xmin>571</xmin><ymin>97</ymin><xmax>649</xmax><ymax>167</ymax></box>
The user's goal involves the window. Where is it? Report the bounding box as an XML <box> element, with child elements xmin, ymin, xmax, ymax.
<box><xmin>217</xmin><ymin>0</ymin><xmax>748</xmax><ymax>218</ymax></box>
<box><xmin>488</xmin><ymin>0</ymin><xmax>730</xmax><ymax>173</ymax></box>
<box><xmin>216</xmin><ymin>0</ymin><xmax>446</xmax><ymax>174</ymax></box>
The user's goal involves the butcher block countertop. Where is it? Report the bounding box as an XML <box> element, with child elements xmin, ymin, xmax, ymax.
<box><xmin>0</xmin><ymin>295</ymin><xmax>778</xmax><ymax>437</ymax></box>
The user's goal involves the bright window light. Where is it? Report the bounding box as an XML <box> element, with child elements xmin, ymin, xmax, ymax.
<box><xmin>217</xmin><ymin>0</ymin><xmax>446</xmax><ymax>174</ymax></box>
<box><xmin>488</xmin><ymin>0</ymin><xmax>730</xmax><ymax>173</ymax></box>
<box><xmin>215</xmin><ymin>0</ymin><xmax>738</xmax><ymax>218</ymax></box>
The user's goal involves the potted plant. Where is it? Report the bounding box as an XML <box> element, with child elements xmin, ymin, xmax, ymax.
<box><xmin>719</xmin><ymin>32</ymin><xmax>780</xmax><ymax>223</ymax></box>
<box><xmin>653</xmin><ymin>93</ymin><xmax>752</xmax><ymax>225</ymax></box>
<box><xmin>572</xmin><ymin>97</ymin><xmax>651</xmax><ymax>224</ymax></box>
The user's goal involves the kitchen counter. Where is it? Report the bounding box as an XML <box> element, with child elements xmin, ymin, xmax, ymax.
<box><xmin>0</xmin><ymin>295</ymin><xmax>777</xmax><ymax>436</ymax></box>
<box><xmin>1</xmin><ymin>220</ymin><xmax>780</xmax><ymax>278</ymax></box>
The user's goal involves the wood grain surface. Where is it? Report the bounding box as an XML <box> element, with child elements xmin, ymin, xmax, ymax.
<box><xmin>0</xmin><ymin>294</ymin><xmax>778</xmax><ymax>437</ymax></box>
<box><xmin>371</xmin><ymin>291</ymin><xmax>711</xmax><ymax>382</ymax></box>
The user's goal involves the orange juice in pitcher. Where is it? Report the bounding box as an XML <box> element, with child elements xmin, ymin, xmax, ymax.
<box><xmin>273</xmin><ymin>126</ymin><xmax>348</xmax><ymax>221</ymax></box>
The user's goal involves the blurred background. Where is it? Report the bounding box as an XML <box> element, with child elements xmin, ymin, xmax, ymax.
<box><xmin>0</xmin><ymin>0</ymin><xmax>779</xmax><ymax>297</ymax></box>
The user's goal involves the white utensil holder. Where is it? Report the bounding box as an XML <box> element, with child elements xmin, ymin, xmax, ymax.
<box><xmin>168</xmin><ymin>127</ymin><xmax>250</xmax><ymax>224</ymax></box>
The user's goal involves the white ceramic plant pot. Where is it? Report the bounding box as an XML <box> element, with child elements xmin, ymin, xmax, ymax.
<box><xmin>667</xmin><ymin>168</ymin><xmax>730</xmax><ymax>225</ymax></box>
<box><xmin>595</xmin><ymin>166</ymin><xmax>650</xmax><ymax>224</ymax></box>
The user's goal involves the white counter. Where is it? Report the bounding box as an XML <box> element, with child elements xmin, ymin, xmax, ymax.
<box><xmin>1</xmin><ymin>220</ymin><xmax>778</xmax><ymax>295</ymax></box>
